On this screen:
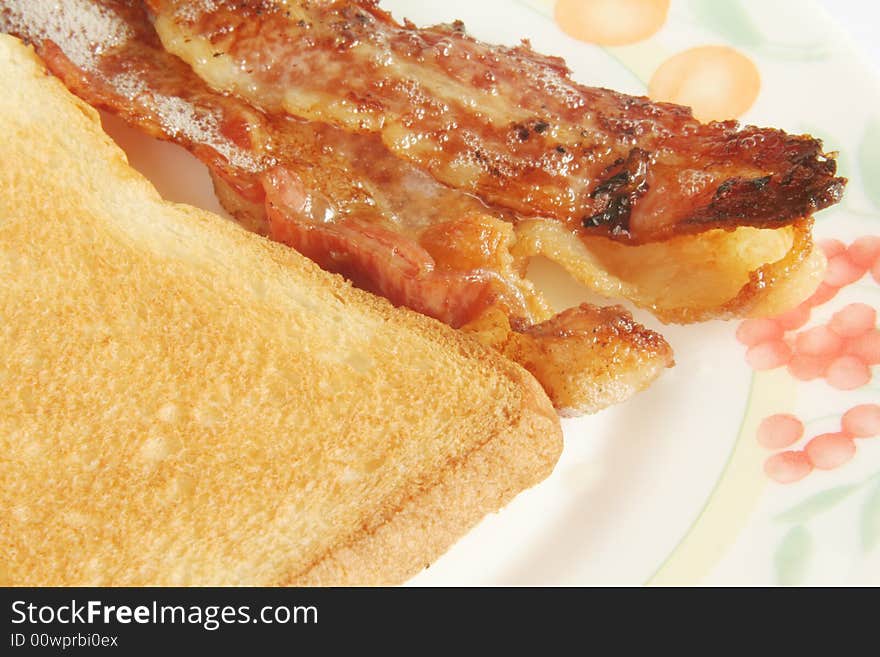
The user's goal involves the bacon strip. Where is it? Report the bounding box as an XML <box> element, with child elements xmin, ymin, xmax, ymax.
<box><xmin>148</xmin><ymin>0</ymin><xmax>844</xmax><ymax>244</ymax></box>
<box><xmin>1</xmin><ymin>0</ymin><xmax>673</xmax><ymax>414</ymax></box>
<box><xmin>2</xmin><ymin>0</ymin><xmax>532</xmax><ymax>328</ymax></box>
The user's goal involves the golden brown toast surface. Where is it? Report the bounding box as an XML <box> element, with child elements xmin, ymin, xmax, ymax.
<box><xmin>0</xmin><ymin>36</ymin><xmax>561</xmax><ymax>586</ymax></box>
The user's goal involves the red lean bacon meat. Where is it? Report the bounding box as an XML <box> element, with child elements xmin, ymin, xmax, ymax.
<box><xmin>144</xmin><ymin>0</ymin><xmax>843</xmax><ymax>324</ymax></box>
<box><xmin>0</xmin><ymin>0</ymin><xmax>674</xmax><ymax>415</ymax></box>
<box><xmin>148</xmin><ymin>0</ymin><xmax>843</xmax><ymax>242</ymax></box>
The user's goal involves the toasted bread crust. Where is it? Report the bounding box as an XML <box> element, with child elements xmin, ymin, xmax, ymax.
<box><xmin>295</xmin><ymin>369</ymin><xmax>559</xmax><ymax>585</ymax></box>
<box><xmin>0</xmin><ymin>35</ymin><xmax>562</xmax><ymax>586</ymax></box>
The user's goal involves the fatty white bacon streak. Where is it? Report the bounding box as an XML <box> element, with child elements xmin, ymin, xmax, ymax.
<box><xmin>0</xmin><ymin>0</ymin><xmax>673</xmax><ymax>415</ymax></box>
<box><xmin>148</xmin><ymin>0</ymin><xmax>844</xmax><ymax>244</ymax></box>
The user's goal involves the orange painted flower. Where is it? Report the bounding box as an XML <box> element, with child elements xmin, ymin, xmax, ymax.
<box><xmin>554</xmin><ymin>0</ymin><xmax>670</xmax><ymax>46</ymax></box>
<box><xmin>648</xmin><ymin>45</ymin><xmax>760</xmax><ymax>122</ymax></box>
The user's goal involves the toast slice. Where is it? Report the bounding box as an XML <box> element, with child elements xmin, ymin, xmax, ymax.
<box><xmin>0</xmin><ymin>35</ymin><xmax>562</xmax><ymax>586</ymax></box>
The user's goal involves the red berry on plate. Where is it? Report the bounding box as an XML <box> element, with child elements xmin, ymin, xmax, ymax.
<box><xmin>825</xmin><ymin>355</ymin><xmax>871</xmax><ymax>390</ymax></box>
<box><xmin>794</xmin><ymin>325</ymin><xmax>843</xmax><ymax>357</ymax></box>
<box><xmin>746</xmin><ymin>340</ymin><xmax>792</xmax><ymax>370</ymax></box>
<box><xmin>736</xmin><ymin>318</ymin><xmax>783</xmax><ymax>346</ymax></box>
<box><xmin>824</xmin><ymin>253</ymin><xmax>865</xmax><ymax>287</ymax></box>
<box><xmin>846</xmin><ymin>329</ymin><xmax>880</xmax><ymax>365</ymax></box>
<box><xmin>804</xmin><ymin>283</ymin><xmax>839</xmax><ymax>308</ymax></box>
<box><xmin>787</xmin><ymin>353</ymin><xmax>831</xmax><ymax>381</ymax></box>
<box><xmin>764</xmin><ymin>451</ymin><xmax>813</xmax><ymax>483</ymax></box>
<box><xmin>805</xmin><ymin>432</ymin><xmax>856</xmax><ymax>469</ymax></box>
<box><xmin>841</xmin><ymin>404</ymin><xmax>880</xmax><ymax>438</ymax></box>
<box><xmin>828</xmin><ymin>303</ymin><xmax>876</xmax><ymax>338</ymax></box>
<box><xmin>819</xmin><ymin>238</ymin><xmax>846</xmax><ymax>259</ymax></box>
<box><xmin>775</xmin><ymin>305</ymin><xmax>811</xmax><ymax>331</ymax></box>
<box><xmin>757</xmin><ymin>414</ymin><xmax>804</xmax><ymax>449</ymax></box>
<box><xmin>847</xmin><ymin>236</ymin><xmax>880</xmax><ymax>268</ymax></box>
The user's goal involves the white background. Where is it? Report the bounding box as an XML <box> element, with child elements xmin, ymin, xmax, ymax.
<box><xmin>817</xmin><ymin>0</ymin><xmax>879</xmax><ymax>74</ymax></box>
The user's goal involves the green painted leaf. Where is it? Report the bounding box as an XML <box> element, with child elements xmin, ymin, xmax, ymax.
<box><xmin>690</xmin><ymin>0</ymin><xmax>763</xmax><ymax>47</ymax></box>
<box><xmin>861</xmin><ymin>480</ymin><xmax>880</xmax><ymax>552</ymax></box>
<box><xmin>759</xmin><ymin>42</ymin><xmax>831</xmax><ymax>62</ymax></box>
<box><xmin>775</xmin><ymin>484</ymin><xmax>860</xmax><ymax>524</ymax></box>
<box><xmin>858</xmin><ymin>117</ymin><xmax>880</xmax><ymax>211</ymax></box>
<box><xmin>774</xmin><ymin>525</ymin><xmax>812</xmax><ymax>586</ymax></box>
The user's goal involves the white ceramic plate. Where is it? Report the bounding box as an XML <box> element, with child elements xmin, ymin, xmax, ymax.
<box><xmin>102</xmin><ymin>0</ymin><xmax>880</xmax><ymax>585</ymax></box>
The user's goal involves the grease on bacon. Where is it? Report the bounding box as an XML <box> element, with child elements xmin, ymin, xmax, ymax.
<box><xmin>147</xmin><ymin>0</ymin><xmax>844</xmax><ymax>243</ymax></box>
<box><xmin>0</xmin><ymin>0</ymin><xmax>675</xmax><ymax>414</ymax></box>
